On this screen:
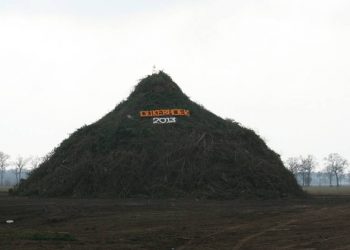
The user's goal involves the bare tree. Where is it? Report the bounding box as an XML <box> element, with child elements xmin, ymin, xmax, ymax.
<box><xmin>324</xmin><ymin>153</ymin><xmax>348</xmax><ymax>187</ymax></box>
<box><xmin>299</xmin><ymin>155</ymin><xmax>316</xmax><ymax>187</ymax></box>
<box><xmin>0</xmin><ymin>151</ymin><xmax>10</xmax><ymax>186</ymax></box>
<box><xmin>286</xmin><ymin>157</ymin><xmax>300</xmax><ymax>176</ymax></box>
<box><xmin>13</xmin><ymin>156</ymin><xmax>30</xmax><ymax>184</ymax></box>
<box><xmin>339</xmin><ymin>172</ymin><xmax>346</xmax><ymax>186</ymax></box>
<box><xmin>324</xmin><ymin>163</ymin><xmax>333</xmax><ymax>186</ymax></box>
<box><xmin>316</xmin><ymin>171</ymin><xmax>329</xmax><ymax>186</ymax></box>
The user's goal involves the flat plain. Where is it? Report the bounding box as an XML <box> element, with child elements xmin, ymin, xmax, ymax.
<box><xmin>0</xmin><ymin>187</ymin><xmax>10</xmax><ymax>192</ymax></box>
<box><xmin>1</xmin><ymin>188</ymin><xmax>350</xmax><ymax>250</ymax></box>
<box><xmin>303</xmin><ymin>186</ymin><xmax>350</xmax><ymax>195</ymax></box>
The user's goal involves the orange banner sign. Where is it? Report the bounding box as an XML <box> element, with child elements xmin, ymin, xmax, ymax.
<box><xmin>140</xmin><ymin>109</ymin><xmax>190</xmax><ymax>117</ymax></box>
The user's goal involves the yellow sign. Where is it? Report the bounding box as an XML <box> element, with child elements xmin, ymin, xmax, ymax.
<box><xmin>140</xmin><ymin>109</ymin><xmax>190</xmax><ymax>117</ymax></box>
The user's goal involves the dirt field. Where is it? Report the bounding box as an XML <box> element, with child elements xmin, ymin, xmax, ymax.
<box><xmin>0</xmin><ymin>186</ymin><xmax>11</xmax><ymax>192</ymax></box>
<box><xmin>1</xmin><ymin>192</ymin><xmax>350</xmax><ymax>250</ymax></box>
<box><xmin>304</xmin><ymin>186</ymin><xmax>350</xmax><ymax>196</ymax></box>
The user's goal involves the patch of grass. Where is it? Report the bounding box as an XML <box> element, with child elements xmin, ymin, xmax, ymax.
<box><xmin>4</xmin><ymin>230</ymin><xmax>76</xmax><ymax>242</ymax></box>
<box><xmin>303</xmin><ymin>186</ymin><xmax>350</xmax><ymax>195</ymax></box>
<box><xmin>12</xmin><ymin>231</ymin><xmax>76</xmax><ymax>241</ymax></box>
<box><xmin>0</xmin><ymin>186</ymin><xmax>11</xmax><ymax>192</ymax></box>
<box><xmin>28</xmin><ymin>232</ymin><xmax>75</xmax><ymax>241</ymax></box>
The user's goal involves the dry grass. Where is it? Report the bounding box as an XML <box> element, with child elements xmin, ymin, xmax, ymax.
<box><xmin>0</xmin><ymin>186</ymin><xmax>11</xmax><ymax>192</ymax></box>
<box><xmin>303</xmin><ymin>186</ymin><xmax>350</xmax><ymax>195</ymax></box>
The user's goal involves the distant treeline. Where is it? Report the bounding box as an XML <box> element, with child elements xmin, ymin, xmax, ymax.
<box><xmin>0</xmin><ymin>169</ymin><xmax>29</xmax><ymax>186</ymax></box>
<box><xmin>0</xmin><ymin>151</ymin><xmax>42</xmax><ymax>187</ymax></box>
<box><xmin>286</xmin><ymin>153</ymin><xmax>349</xmax><ymax>187</ymax></box>
<box><xmin>2</xmin><ymin>150</ymin><xmax>349</xmax><ymax>188</ymax></box>
<box><xmin>293</xmin><ymin>171</ymin><xmax>350</xmax><ymax>187</ymax></box>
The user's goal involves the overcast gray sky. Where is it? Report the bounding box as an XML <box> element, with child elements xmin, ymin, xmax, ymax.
<box><xmin>0</xmin><ymin>0</ymin><xmax>349</xmax><ymax>169</ymax></box>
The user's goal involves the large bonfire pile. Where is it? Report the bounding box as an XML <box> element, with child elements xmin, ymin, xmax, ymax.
<box><xmin>17</xmin><ymin>72</ymin><xmax>302</xmax><ymax>198</ymax></box>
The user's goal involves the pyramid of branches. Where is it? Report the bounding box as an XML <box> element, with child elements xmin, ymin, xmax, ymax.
<box><xmin>17</xmin><ymin>71</ymin><xmax>302</xmax><ymax>198</ymax></box>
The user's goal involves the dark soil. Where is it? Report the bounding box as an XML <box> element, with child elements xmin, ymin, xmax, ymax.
<box><xmin>1</xmin><ymin>192</ymin><xmax>350</xmax><ymax>249</ymax></box>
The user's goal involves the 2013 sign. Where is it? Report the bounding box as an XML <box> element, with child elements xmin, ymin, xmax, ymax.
<box><xmin>153</xmin><ymin>117</ymin><xmax>176</xmax><ymax>124</ymax></box>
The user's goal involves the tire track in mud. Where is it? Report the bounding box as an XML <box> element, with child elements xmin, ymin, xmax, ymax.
<box><xmin>177</xmin><ymin>225</ymin><xmax>243</xmax><ymax>250</ymax></box>
<box><xmin>232</xmin><ymin>219</ymin><xmax>297</xmax><ymax>250</ymax></box>
<box><xmin>43</xmin><ymin>203</ymin><xmax>82</xmax><ymax>224</ymax></box>
<box><xmin>177</xmin><ymin>207</ymin><xmax>334</xmax><ymax>250</ymax></box>
<box><xmin>232</xmin><ymin>207</ymin><xmax>336</xmax><ymax>250</ymax></box>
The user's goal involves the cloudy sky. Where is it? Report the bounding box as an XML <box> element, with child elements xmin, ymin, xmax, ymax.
<box><xmin>0</xmin><ymin>0</ymin><xmax>349</xmax><ymax>169</ymax></box>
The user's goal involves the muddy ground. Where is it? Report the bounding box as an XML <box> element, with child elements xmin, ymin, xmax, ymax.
<box><xmin>0</xmin><ymin>192</ymin><xmax>350</xmax><ymax>250</ymax></box>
